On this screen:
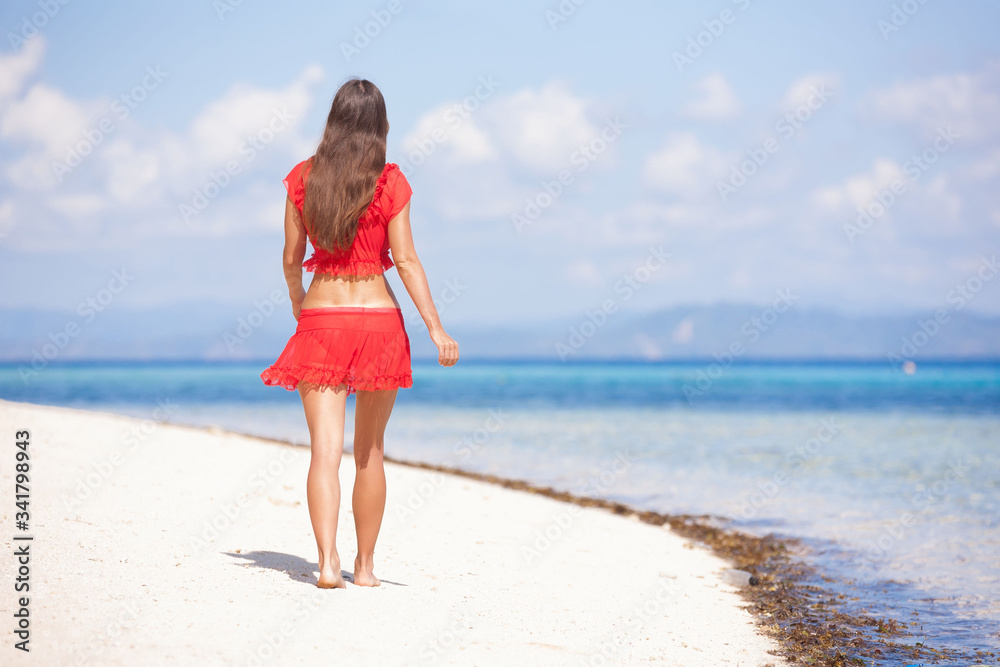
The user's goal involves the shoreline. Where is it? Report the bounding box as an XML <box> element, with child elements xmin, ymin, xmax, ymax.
<box><xmin>0</xmin><ymin>398</ymin><xmax>785</xmax><ymax>666</ymax></box>
<box><xmin>0</xmin><ymin>399</ymin><xmax>989</xmax><ymax>665</ymax></box>
<box><xmin>134</xmin><ymin>412</ymin><xmax>996</xmax><ymax>665</ymax></box>
<box><xmin>385</xmin><ymin>459</ymin><xmax>985</xmax><ymax>666</ymax></box>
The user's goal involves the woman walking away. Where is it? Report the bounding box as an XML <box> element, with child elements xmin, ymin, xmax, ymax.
<box><xmin>261</xmin><ymin>78</ymin><xmax>459</xmax><ymax>589</ymax></box>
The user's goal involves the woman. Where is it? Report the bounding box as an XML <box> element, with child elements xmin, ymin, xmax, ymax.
<box><xmin>261</xmin><ymin>78</ymin><xmax>459</xmax><ymax>589</ymax></box>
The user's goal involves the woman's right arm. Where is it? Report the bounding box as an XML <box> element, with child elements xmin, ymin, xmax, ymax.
<box><xmin>387</xmin><ymin>201</ymin><xmax>459</xmax><ymax>367</ymax></box>
<box><xmin>282</xmin><ymin>197</ymin><xmax>308</xmax><ymax>321</ymax></box>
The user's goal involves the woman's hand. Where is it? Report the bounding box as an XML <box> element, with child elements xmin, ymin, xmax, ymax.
<box><xmin>430</xmin><ymin>328</ymin><xmax>459</xmax><ymax>367</ymax></box>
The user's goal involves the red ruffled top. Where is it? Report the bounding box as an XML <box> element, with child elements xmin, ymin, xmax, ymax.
<box><xmin>283</xmin><ymin>159</ymin><xmax>412</xmax><ymax>276</ymax></box>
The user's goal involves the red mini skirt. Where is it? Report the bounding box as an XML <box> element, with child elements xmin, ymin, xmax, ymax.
<box><xmin>260</xmin><ymin>306</ymin><xmax>412</xmax><ymax>394</ymax></box>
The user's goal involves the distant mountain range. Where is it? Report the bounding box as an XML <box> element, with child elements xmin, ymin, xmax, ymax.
<box><xmin>2</xmin><ymin>301</ymin><xmax>999</xmax><ymax>364</ymax></box>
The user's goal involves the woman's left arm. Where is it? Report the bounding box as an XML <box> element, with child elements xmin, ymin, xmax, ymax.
<box><xmin>282</xmin><ymin>197</ymin><xmax>308</xmax><ymax>320</ymax></box>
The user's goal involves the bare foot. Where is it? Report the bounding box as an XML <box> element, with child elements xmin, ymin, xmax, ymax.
<box><xmin>353</xmin><ymin>558</ymin><xmax>380</xmax><ymax>587</ymax></box>
<box><xmin>317</xmin><ymin>564</ymin><xmax>346</xmax><ymax>589</ymax></box>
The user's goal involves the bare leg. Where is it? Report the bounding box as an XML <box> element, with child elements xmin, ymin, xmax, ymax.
<box><xmin>298</xmin><ymin>381</ymin><xmax>349</xmax><ymax>589</ymax></box>
<box><xmin>351</xmin><ymin>388</ymin><xmax>398</xmax><ymax>587</ymax></box>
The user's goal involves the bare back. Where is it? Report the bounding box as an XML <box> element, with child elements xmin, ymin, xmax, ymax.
<box><xmin>283</xmin><ymin>197</ymin><xmax>417</xmax><ymax>310</ymax></box>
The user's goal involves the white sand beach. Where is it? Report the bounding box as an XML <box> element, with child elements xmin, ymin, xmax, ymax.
<box><xmin>0</xmin><ymin>399</ymin><xmax>784</xmax><ymax>666</ymax></box>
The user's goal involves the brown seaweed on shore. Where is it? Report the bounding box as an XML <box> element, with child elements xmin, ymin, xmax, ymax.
<box><xmin>382</xmin><ymin>455</ymin><xmax>996</xmax><ymax>666</ymax></box>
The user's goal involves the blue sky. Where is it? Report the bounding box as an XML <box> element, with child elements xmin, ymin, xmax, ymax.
<box><xmin>0</xmin><ymin>0</ymin><xmax>998</xmax><ymax>329</ymax></box>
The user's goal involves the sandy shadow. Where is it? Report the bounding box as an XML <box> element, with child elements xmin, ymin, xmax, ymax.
<box><xmin>225</xmin><ymin>550</ymin><xmax>406</xmax><ymax>587</ymax></box>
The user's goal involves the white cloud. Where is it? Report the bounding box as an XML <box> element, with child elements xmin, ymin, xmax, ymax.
<box><xmin>186</xmin><ymin>65</ymin><xmax>322</xmax><ymax>169</ymax></box>
<box><xmin>811</xmin><ymin>158</ymin><xmax>968</xmax><ymax>238</ymax></box>
<box><xmin>728</xmin><ymin>268</ymin><xmax>752</xmax><ymax>291</ymax></box>
<box><xmin>565</xmin><ymin>258</ymin><xmax>603</xmax><ymax>287</ymax></box>
<box><xmin>45</xmin><ymin>194</ymin><xmax>108</xmax><ymax>219</ymax></box>
<box><xmin>627</xmin><ymin>201</ymin><xmax>706</xmax><ymax>227</ymax></box>
<box><xmin>488</xmin><ymin>81</ymin><xmax>599</xmax><ymax>173</ymax></box>
<box><xmin>671</xmin><ymin>317</ymin><xmax>694</xmax><ymax>344</ymax></box>
<box><xmin>448</xmin><ymin>121</ymin><xmax>498</xmax><ymax>163</ymax></box>
<box><xmin>0</xmin><ymin>45</ymin><xmax>326</xmax><ymax>251</ymax></box>
<box><xmin>1</xmin><ymin>83</ymin><xmax>93</xmax><ymax>151</ymax></box>
<box><xmin>398</xmin><ymin>81</ymin><xmax>616</xmax><ymax>221</ymax></box>
<box><xmin>679</xmin><ymin>73</ymin><xmax>742</xmax><ymax>121</ymax></box>
<box><xmin>633</xmin><ymin>332</ymin><xmax>664</xmax><ymax>360</ymax></box>
<box><xmin>811</xmin><ymin>158</ymin><xmax>905</xmax><ymax>213</ymax></box>
<box><xmin>920</xmin><ymin>173</ymin><xmax>963</xmax><ymax>229</ymax></box>
<box><xmin>0</xmin><ymin>36</ymin><xmax>44</xmax><ymax>107</ymax></box>
<box><xmin>403</xmin><ymin>80</ymin><xmax>601</xmax><ymax>175</ymax></box>
<box><xmin>642</xmin><ymin>132</ymin><xmax>731</xmax><ymax>196</ymax></box>
<box><xmin>780</xmin><ymin>72</ymin><xmax>840</xmax><ymax>112</ymax></box>
<box><xmin>402</xmin><ymin>102</ymin><xmax>497</xmax><ymax>166</ymax></box>
<box><xmin>0</xmin><ymin>200</ymin><xmax>14</xmax><ymax>237</ymax></box>
<box><xmin>102</xmin><ymin>140</ymin><xmax>161</xmax><ymax>204</ymax></box>
<box><xmin>1</xmin><ymin>83</ymin><xmax>104</xmax><ymax>190</ymax></box>
<box><xmin>865</xmin><ymin>61</ymin><xmax>1000</xmax><ymax>140</ymax></box>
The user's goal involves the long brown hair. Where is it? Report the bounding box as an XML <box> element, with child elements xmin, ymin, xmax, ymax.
<box><xmin>303</xmin><ymin>78</ymin><xmax>389</xmax><ymax>252</ymax></box>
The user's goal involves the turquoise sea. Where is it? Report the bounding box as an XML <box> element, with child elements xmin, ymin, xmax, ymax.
<box><xmin>2</xmin><ymin>359</ymin><xmax>998</xmax><ymax>662</ymax></box>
